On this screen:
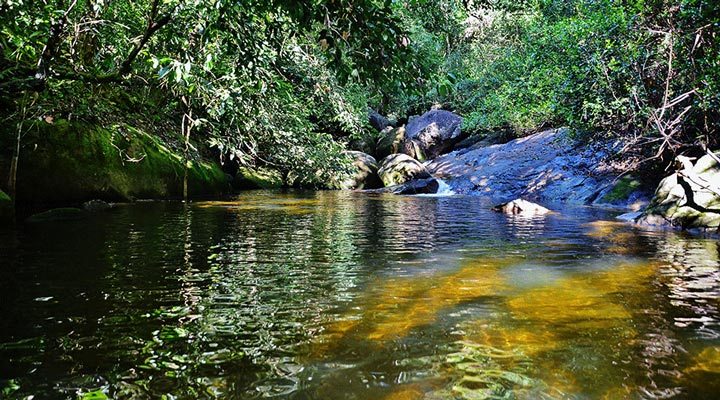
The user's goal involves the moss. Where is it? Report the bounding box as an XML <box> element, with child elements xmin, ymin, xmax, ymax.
<box><xmin>6</xmin><ymin>120</ymin><xmax>227</xmax><ymax>204</ymax></box>
<box><xmin>234</xmin><ymin>166</ymin><xmax>284</xmax><ymax>189</ymax></box>
<box><xmin>601</xmin><ymin>176</ymin><xmax>641</xmax><ymax>203</ymax></box>
<box><xmin>0</xmin><ymin>190</ymin><xmax>9</xmax><ymax>202</ymax></box>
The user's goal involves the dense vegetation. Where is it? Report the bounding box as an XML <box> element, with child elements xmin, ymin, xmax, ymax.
<box><xmin>1</xmin><ymin>0</ymin><xmax>718</xmax><ymax>202</ymax></box>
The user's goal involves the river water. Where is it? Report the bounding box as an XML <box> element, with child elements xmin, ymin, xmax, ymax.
<box><xmin>1</xmin><ymin>191</ymin><xmax>718</xmax><ymax>399</ymax></box>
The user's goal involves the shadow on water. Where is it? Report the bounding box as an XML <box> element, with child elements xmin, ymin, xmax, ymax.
<box><xmin>0</xmin><ymin>191</ymin><xmax>718</xmax><ymax>399</ymax></box>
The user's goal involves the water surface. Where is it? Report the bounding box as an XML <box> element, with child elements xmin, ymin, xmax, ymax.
<box><xmin>1</xmin><ymin>191</ymin><xmax>719</xmax><ymax>399</ymax></box>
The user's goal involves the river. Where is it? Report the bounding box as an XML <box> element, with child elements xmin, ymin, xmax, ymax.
<box><xmin>1</xmin><ymin>191</ymin><xmax>718</xmax><ymax>399</ymax></box>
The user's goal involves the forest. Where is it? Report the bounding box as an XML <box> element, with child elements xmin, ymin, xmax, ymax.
<box><xmin>1</xmin><ymin>0</ymin><xmax>718</xmax><ymax>199</ymax></box>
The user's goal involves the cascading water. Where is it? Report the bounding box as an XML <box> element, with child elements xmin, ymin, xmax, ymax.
<box><xmin>416</xmin><ymin>177</ymin><xmax>455</xmax><ymax>197</ymax></box>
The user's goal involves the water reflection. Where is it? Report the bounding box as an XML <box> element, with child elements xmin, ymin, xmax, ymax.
<box><xmin>0</xmin><ymin>191</ymin><xmax>718</xmax><ymax>399</ymax></box>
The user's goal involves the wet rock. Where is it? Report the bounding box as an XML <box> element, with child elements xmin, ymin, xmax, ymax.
<box><xmin>377</xmin><ymin>154</ymin><xmax>432</xmax><ymax>187</ymax></box>
<box><xmin>26</xmin><ymin>207</ymin><xmax>87</xmax><ymax>223</ymax></box>
<box><xmin>340</xmin><ymin>151</ymin><xmax>382</xmax><ymax>190</ymax></box>
<box><xmin>82</xmin><ymin>199</ymin><xmax>112</xmax><ymax>211</ymax></box>
<box><xmin>366</xmin><ymin>178</ymin><xmax>439</xmax><ymax>195</ymax></box>
<box><xmin>404</xmin><ymin>110</ymin><xmax>464</xmax><ymax>159</ymax></box>
<box><xmin>493</xmin><ymin>199</ymin><xmax>553</xmax><ymax>215</ymax></box>
<box><xmin>634</xmin><ymin>153</ymin><xmax>720</xmax><ymax>231</ymax></box>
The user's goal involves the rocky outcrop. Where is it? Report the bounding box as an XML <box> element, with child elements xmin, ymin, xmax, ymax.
<box><xmin>340</xmin><ymin>151</ymin><xmax>382</xmax><ymax>190</ymax></box>
<box><xmin>493</xmin><ymin>199</ymin><xmax>553</xmax><ymax>215</ymax></box>
<box><xmin>632</xmin><ymin>153</ymin><xmax>720</xmax><ymax>231</ymax></box>
<box><xmin>404</xmin><ymin>110</ymin><xmax>464</xmax><ymax>159</ymax></box>
<box><xmin>428</xmin><ymin>128</ymin><xmax>649</xmax><ymax>208</ymax></box>
<box><xmin>377</xmin><ymin>154</ymin><xmax>432</xmax><ymax>187</ymax></box>
<box><xmin>367</xmin><ymin>178</ymin><xmax>439</xmax><ymax>195</ymax></box>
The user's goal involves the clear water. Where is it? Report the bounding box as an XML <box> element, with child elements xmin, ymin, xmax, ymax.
<box><xmin>1</xmin><ymin>191</ymin><xmax>718</xmax><ymax>399</ymax></box>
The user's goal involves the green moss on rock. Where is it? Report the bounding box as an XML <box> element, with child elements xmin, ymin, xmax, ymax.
<box><xmin>4</xmin><ymin>120</ymin><xmax>227</xmax><ymax>204</ymax></box>
<box><xmin>234</xmin><ymin>166</ymin><xmax>284</xmax><ymax>189</ymax></box>
<box><xmin>601</xmin><ymin>176</ymin><xmax>642</xmax><ymax>203</ymax></box>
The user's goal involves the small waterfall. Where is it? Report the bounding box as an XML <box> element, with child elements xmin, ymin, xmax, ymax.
<box><xmin>416</xmin><ymin>177</ymin><xmax>456</xmax><ymax>197</ymax></box>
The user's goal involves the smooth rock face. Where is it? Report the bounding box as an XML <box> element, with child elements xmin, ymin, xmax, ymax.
<box><xmin>635</xmin><ymin>152</ymin><xmax>720</xmax><ymax>231</ymax></box>
<box><xmin>493</xmin><ymin>199</ymin><xmax>553</xmax><ymax>215</ymax></box>
<box><xmin>427</xmin><ymin>128</ymin><xmax>648</xmax><ymax>207</ymax></box>
<box><xmin>377</xmin><ymin>154</ymin><xmax>432</xmax><ymax>187</ymax></box>
<box><xmin>340</xmin><ymin>151</ymin><xmax>382</xmax><ymax>190</ymax></box>
<box><xmin>405</xmin><ymin>110</ymin><xmax>464</xmax><ymax>159</ymax></box>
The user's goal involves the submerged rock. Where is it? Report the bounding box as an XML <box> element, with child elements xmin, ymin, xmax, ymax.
<box><xmin>405</xmin><ymin>110</ymin><xmax>464</xmax><ymax>159</ymax></box>
<box><xmin>377</xmin><ymin>154</ymin><xmax>432</xmax><ymax>187</ymax></box>
<box><xmin>493</xmin><ymin>199</ymin><xmax>553</xmax><ymax>215</ymax></box>
<box><xmin>635</xmin><ymin>153</ymin><xmax>720</xmax><ymax>231</ymax></box>
<box><xmin>26</xmin><ymin>207</ymin><xmax>87</xmax><ymax>223</ymax></box>
<box><xmin>340</xmin><ymin>151</ymin><xmax>382</xmax><ymax>190</ymax></box>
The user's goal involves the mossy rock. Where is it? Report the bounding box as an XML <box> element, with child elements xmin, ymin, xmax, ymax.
<box><xmin>1</xmin><ymin>120</ymin><xmax>228</xmax><ymax>204</ymax></box>
<box><xmin>377</xmin><ymin>153</ymin><xmax>431</xmax><ymax>187</ymax></box>
<box><xmin>601</xmin><ymin>176</ymin><xmax>642</xmax><ymax>203</ymax></box>
<box><xmin>234</xmin><ymin>166</ymin><xmax>284</xmax><ymax>189</ymax></box>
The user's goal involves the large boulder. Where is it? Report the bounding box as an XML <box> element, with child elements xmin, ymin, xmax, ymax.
<box><xmin>369</xmin><ymin>109</ymin><xmax>391</xmax><ymax>132</ymax></box>
<box><xmin>635</xmin><ymin>153</ymin><xmax>720</xmax><ymax>231</ymax></box>
<box><xmin>404</xmin><ymin>110</ymin><xmax>464</xmax><ymax>159</ymax></box>
<box><xmin>377</xmin><ymin>154</ymin><xmax>432</xmax><ymax>187</ymax></box>
<box><xmin>340</xmin><ymin>151</ymin><xmax>382</xmax><ymax>190</ymax></box>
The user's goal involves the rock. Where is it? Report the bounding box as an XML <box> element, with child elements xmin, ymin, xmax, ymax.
<box><xmin>234</xmin><ymin>166</ymin><xmax>284</xmax><ymax>189</ymax></box>
<box><xmin>635</xmin><ymin>152</ymin><xmax>720</xmax><ymax>231</ymax></box>
<box><xmin>493</xmin><ymin>199</ymin><xmax>553</xmax><ymax>215</ymax></box>
<box><xmin>26</xmin><ymin>207</ymin><xmax>87</xmax><ymax>223</ymax></box>
<box><xmin>404</xmin><ymin>110</ymin><xmax>464</xmax><ymax>159</ymax></box>
<box><xmin>82</xmin><ymin>199</ymin><xmax>112</xmax><ymax>211</ymax></box>
<box><xmin>427</xmin><ymin>128</ymin><xmax>649</xmax><ymax>207</ymax></box>
<box><xmin>375</xmin><ymin>126</ymin><xmax>406</xmax><ymax>160</ymax></box>
<box><xmin>369</xmin><ymin>109</ymin><xmax>391</xmax><ymax>132</ymax></box>
<box><xmin>340</xmin><ymin>151</ymin><xmax>382</xmax><ymax>190</ymax></box>
<box><xmin>377</xmin><ymin>154</ymin><xmax>432</xmax><ymax>187</ymax></box>
<box><xmin>366</xmin><ymin>178</ymin><xmax>439</xmax><ymax>195</ymax></box>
